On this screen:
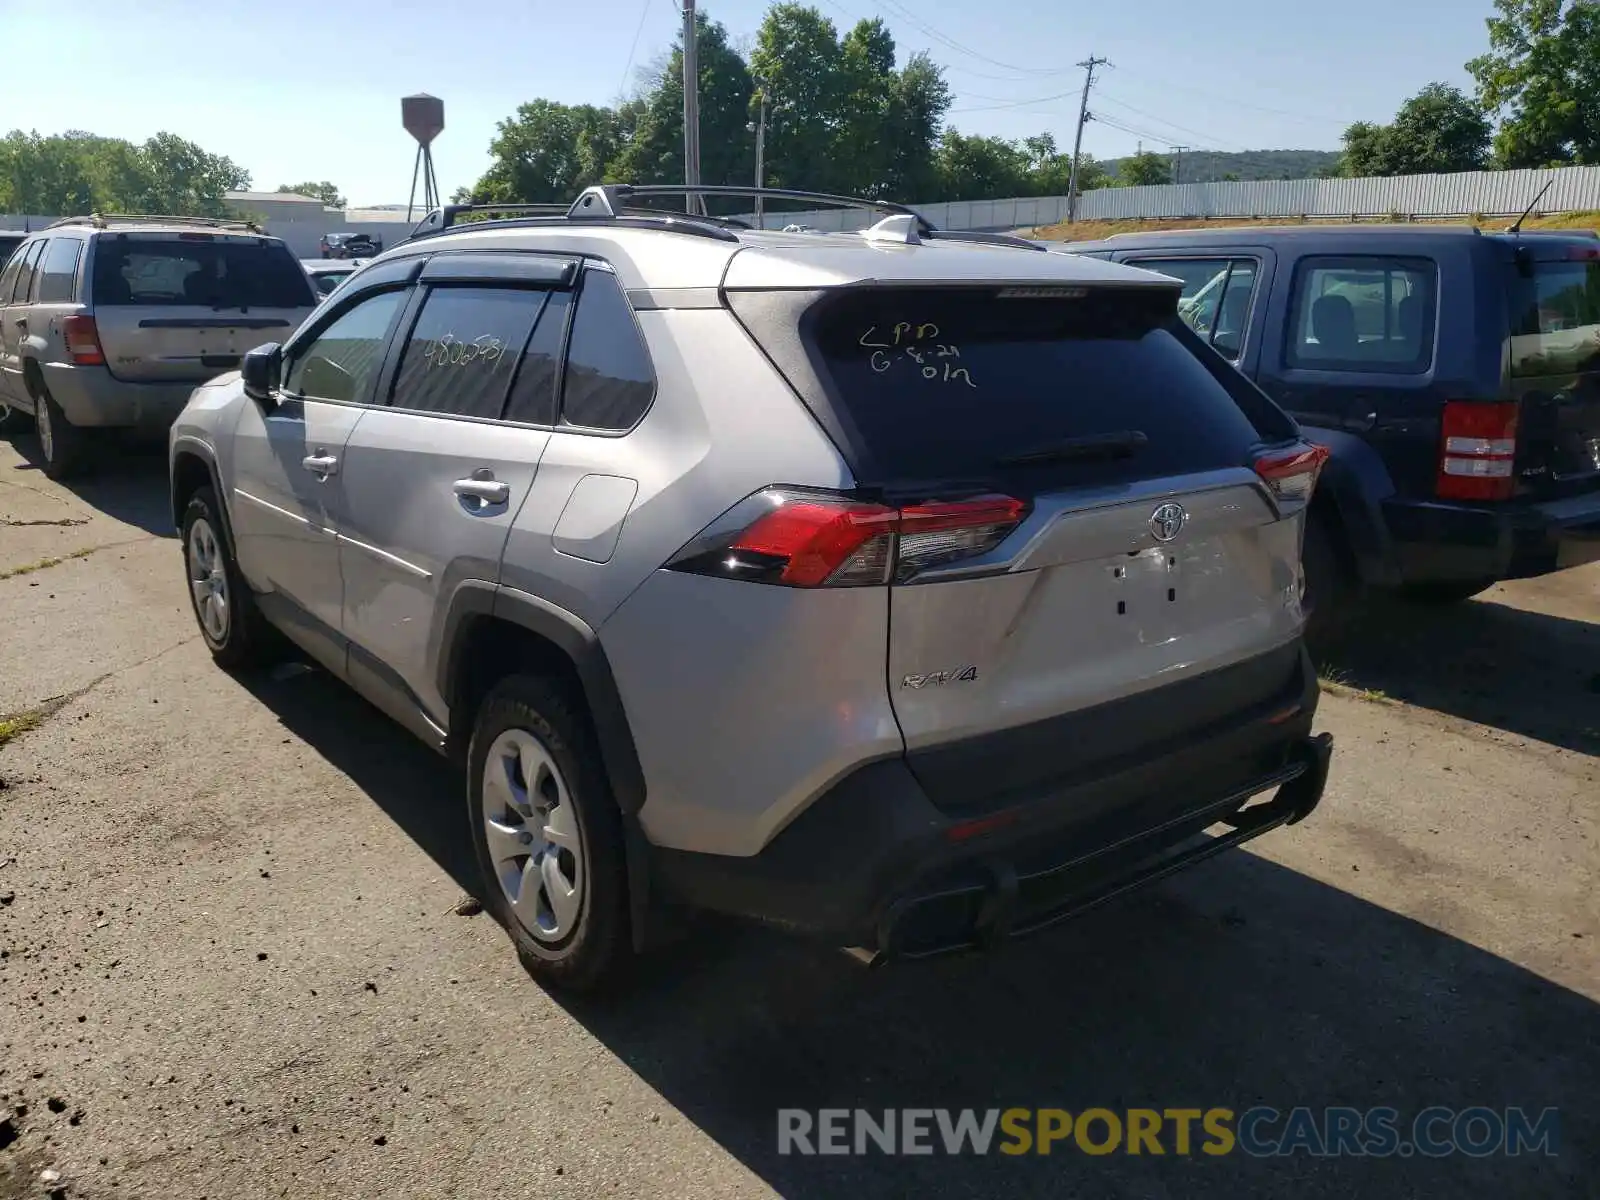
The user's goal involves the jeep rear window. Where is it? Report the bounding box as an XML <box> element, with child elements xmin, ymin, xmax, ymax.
<box><xmin>804</xmin><ymin>286</ymin><xmax>1279</xmax><ymax>487</ymax></box>
<box><xmin>1507</xmin><ymin>258</ymin><xmax>1600</xmax><ymax>378</ymax></box>
<box><xmin>91</xmin><ymin>237</ymin><xmax>315</xmax><ymax>309</ymax></box>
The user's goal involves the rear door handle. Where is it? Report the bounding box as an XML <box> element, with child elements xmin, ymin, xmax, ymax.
<box><xmin>453</xmin><ymin>478</ymin><xmax>510</xmax><ymax>505</ymax></box>
<box><xmin>302</xmin><ymin>453</ymin><xmax>339</xmax><ymax>476</ymax></box>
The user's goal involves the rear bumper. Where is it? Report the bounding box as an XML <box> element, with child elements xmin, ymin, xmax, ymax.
<box><xmin>1383</xmin><ymin>491</ymin><xmax>1600</xmax><ymax>583</ymax></box>
<box><xmin>41</xmin><ymin>363</ymin><xmax>198</xmax><ymax>430</ymax></box>
<box><xmin>649</xmin><ymin>649</ymin><xmax>1330</xmax><ymax>959</ymax></box>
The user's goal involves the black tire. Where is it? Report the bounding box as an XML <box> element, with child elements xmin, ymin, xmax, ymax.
<box><xmin>467</xmin><ymin>675</ymin><xmax>631</xmax><ymax>993</ymax></box>
<box><xmin>180</xmin><ymin>487</ymin><xmax>276</xmax><ymax>670</ymax></box>
<box><xmin>34</xmin><ymin>382</ymin><xmax>89</xmax><ymax>480</ymax></box>
<box><xmin>1397</xmin><ymin>578</ymin><xmax>1497</xmax><ymax>605</ymax></box>
<box><xmin>1301</xmin><ymin>512</ymin><xmax>1358</xmax><ymax>647</ymax></box>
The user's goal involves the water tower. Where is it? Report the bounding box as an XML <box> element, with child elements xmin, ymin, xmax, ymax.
<box><xmin>403</xmin><ymin>93</ymin><xmax>444</xmax><ymax>221</ymax></box>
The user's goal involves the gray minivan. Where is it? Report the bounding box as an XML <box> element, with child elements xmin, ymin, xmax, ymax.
<box><xmin>0</xmin><ymin>215</ymin><xmax>316</xmax><ymax>478</ymax></box>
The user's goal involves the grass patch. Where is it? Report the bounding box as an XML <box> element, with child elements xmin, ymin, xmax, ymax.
<box><xmin>1028</xmin><ymin>209</ymin><xmax>1600</xmax><ymax>244</ymax></box>
<box><xmin>0</xmin><ymin>708</ymin><xmax>46</xmax><ymax>748</ymax></box>
<box><xmin>0</xmin><ymin>545</ymin><xmax>99</xmax><ymax>581</ymax></box>
<box><xmin>1318</xmin><ymin>668</ymin><xmax>1392</xmax><ymax>705</ymax></box>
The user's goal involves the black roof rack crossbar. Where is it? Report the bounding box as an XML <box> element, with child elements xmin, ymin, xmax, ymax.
<box><xmin>927</xmin><ymin>229</ymin><xmax>1045</xmax><ymax>251</ymax></box>
<box><xmin>404</xmin><ymin>211</ymin><xmax>741</xmax><ymax>245</ymax></box>
<box><xmin>567</xmin><ymin>184</ymin><xmax>930</xmax><ymax>228</ymax></box>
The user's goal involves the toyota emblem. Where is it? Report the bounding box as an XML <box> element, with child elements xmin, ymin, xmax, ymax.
<box><xmin>1149</xmin><ymin>502</ymin><xmax>1187</xmax><ymax>542</ymax></box>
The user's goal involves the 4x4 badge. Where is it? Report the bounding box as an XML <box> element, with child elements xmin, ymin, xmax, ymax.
<box><xmin>1149</xmin><ymin>502</ymin><xmax>1187</xmax><ymax>542</ymax></box>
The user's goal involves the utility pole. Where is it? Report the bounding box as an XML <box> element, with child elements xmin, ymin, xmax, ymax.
<box><xmin>1171</xmin><ymin>144</ymin><xmax>1188</xmax><ymax>185</ymax></box>
<box><xmin>681</xmin><ymin>0</ymin><xmax>702</xmax><ymax>215</ymax></box>
<box><xmin>1065</xmin><ymin>55</ymin><xmax>1108</xmax><ymax>223</ymax></box>
<box><xmin>751</xmin><ymin>85</ymin><xmax>769</xmax><ymax>228</ymax></box>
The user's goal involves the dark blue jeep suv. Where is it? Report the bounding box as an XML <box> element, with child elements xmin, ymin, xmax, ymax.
<box><xmin>1055</xmin><ymin>224</ymin><xmax>1600</xmax><ymax>635</ymax></box>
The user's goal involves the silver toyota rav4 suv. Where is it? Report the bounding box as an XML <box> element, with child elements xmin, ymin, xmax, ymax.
<box><xmin>0</xmin><ymin>214</ymin><xmax>315</xmax><ymax>478</ymax></box>
<box><xmin>169</xmin><ymin>187</ymin><xmax>1334</xmax><ymax>992</ymax></box>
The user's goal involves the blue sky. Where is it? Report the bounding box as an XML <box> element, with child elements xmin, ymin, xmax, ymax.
<box><xmin>2</xmin><ymin>0</ymin><xmax>1491</xmax><ymax>206</ymax></box>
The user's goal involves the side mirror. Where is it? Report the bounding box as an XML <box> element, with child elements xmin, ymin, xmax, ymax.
<box><xmin>241</xmin><ymin>343</ymin><xmax>282</xmax><ymax>408</ymax></box>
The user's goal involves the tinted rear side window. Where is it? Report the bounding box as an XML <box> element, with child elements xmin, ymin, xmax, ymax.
<box><xmin>1507</xmin><ymin>258</ymin><xmax>1600</xmax><ymax>378</ymax></box>
<box><xmin>559</xmin><ymin>269</ymin><xmax>655</xmax><ymax>431</ymax></box>
<box><xmin>808</xmin><ymin>286</ymin><xmax>1270</xmax><ymax>487</ymax></box>
<box><xmin>9</xmin><ymin>241</ymin><xmax>45</xmax><ymax>304</ymax></box>
<box><xmin>36</xmin><ymin>238</ymin><xmax>84</xmax><ymax>303</ymax></box>
<box><xmin>91</xmin><ymin>237</ymin><xmax>315</xmax><ymax>308</ymax></box>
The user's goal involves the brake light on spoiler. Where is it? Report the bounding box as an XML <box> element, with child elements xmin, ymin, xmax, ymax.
<box><xmin>668</xmin><ymin>491</ymin><xmax>1028</xmax><ymax>587</ymax></box>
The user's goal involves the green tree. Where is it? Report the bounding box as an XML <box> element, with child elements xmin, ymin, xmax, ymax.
<box><xmin>931</xmin><ymin>130</ymin><xmax>1031</xmax><ymax>201</ymax></box>
<box><xmin>469</xmin><ymin>100</ymin><xmax>624</xmax><ymax>203</ymax></box>
<box><xmin>139</xmin><ymin>133</ymin><xmax>250</xmax><ymax>216</ymax></box>
<box><xmin>882</xmin><ymin>51</ymin><xmax>951</xmax><ymax>200</ymax></box>
<box><xmin>1119</xmin><ymin>151</ymin><xmax>1172</xmax><ymax>187</ymax></box>
<box><xmin>0</xmin><ymin>131</ymin><xmax>93</xmax><ymax>215</ymax></box>
<box><xmin>278</xmin><ymin>181</ymin><xmax>346</xmax><ymax>207</ymax></box>
<box><xmin>610</xmin><ymin>15</ymin><xmax>753</xmax><ymax>198</ymax></box>
<box><xmin>1469</xmin><ymin>0</ymin><xmax>1600</xmax><ymax>166</ymax></box>
<box><xmin>1340</xmin><ymin>84</ymin><xmax>1491</xmax><ymax>176</ymax></box>
<box><xmin>750</xmin><ymin>4</ymin><xmax>849</xmax><ymax>194</ymax></box>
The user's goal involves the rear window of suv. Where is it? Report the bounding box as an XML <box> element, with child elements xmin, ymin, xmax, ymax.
<box><xmin>801</xmin><ymin>285</ymin><xmax>1284</xmax><ymax>488</ymax></box>
<box><xmin>91</xmin><ymin>236</ymin><xmax>315</xmax><ymax>309</ymax></box>
<box><xmin>1507</xmin><ymin>257</ymin><xmax>1600</xmax><ymax>378</ymax></box>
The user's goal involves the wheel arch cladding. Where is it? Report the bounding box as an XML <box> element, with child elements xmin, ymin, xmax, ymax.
<box><xmin>170</xmin><ymin>447</ymin><xmax>221</xmax><ymax>533</ymax></box>
<box><xmin>1307</xmin><ymin>428</ymin><xmax>1404</xmax><ymax>588</ymax></box>
<box><xmin>439</xmin><ymin>583</ymin><xmax>647</xmax><ymax>818</ymax></box>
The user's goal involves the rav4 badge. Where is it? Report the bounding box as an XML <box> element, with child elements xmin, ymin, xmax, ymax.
<box><xmin>902</xmin><ymin>667</ymin><xmax>979</xmax><ymax>689</ymax></box>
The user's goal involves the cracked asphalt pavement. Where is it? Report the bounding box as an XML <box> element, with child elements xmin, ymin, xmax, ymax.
<box><xmin>1</xmin><ymin>436</ymin><xmax>1597</xmax><ymax>1200</ymax></box>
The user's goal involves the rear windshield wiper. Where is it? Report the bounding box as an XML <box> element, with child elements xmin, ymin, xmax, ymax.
<box><xmin>994</xmin><ymin>430</ymin><xmax>1149</xmax><ymax>468</ymax></box>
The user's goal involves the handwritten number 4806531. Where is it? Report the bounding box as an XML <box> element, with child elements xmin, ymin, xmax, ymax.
<box><xmin>858</xmin><ymin>323</ymin><xmax>975</xmax><ymax>387</ymax></box>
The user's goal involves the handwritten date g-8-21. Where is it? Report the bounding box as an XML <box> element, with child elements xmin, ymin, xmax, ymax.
<box><xmin>858</xmin><ymin>322</ymin><xmax>977</xmax><ymax>388</ymax></box>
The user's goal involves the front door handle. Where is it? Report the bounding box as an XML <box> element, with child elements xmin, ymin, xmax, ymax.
<box><xmin>453</xmin><ymin>478</ymin><xmax>510</xmax><ymax>505</ymax></box>
<box><xmin>302</xmin><ymin>453</ymin><xmax>339</xmax><ymax>476</ymax></box>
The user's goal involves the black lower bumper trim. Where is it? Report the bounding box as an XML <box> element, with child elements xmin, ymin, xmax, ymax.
<box><xmin>879</xmin><ymin>732</ymin><xmax>1333</xmax><ymax>960</ymax></box>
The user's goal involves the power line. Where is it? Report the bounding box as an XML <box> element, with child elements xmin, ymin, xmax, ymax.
<box><xmin>617</xmin><ymin>0</ymin><xmax>656</xmax><ymax>99</ymax></box>
<box><xmin>875</xmin><ymin>0</ymin><xmax>1063</xmax><ymax>77</ymax></box>
<box><xmin>1106</xmin><ymin>70</ymin><xmax>1354</xmax><ymax>127</ymax></box>
<box><xmin>948</xmin><ymin>89</ymin><xmax>1078</xmax><ymax>114</ymax></box>
<box><xmin>1092</xmin><ymin>92</ymin><xmax>1245</xmax><ymax>151</ymax></box>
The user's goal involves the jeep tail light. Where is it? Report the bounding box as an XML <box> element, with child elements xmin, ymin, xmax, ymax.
<box><xmin>1254</xmin><ymin>441</ymin><xmax>1329</xmax><ymax>506</ymax></box>
<box><xmin>62</xmin><ymin>315</ymin><xmax>104</xmax><ymax>366</ymax></box>
<box><xmin>1437</xmin><ymin>400</ymin><xmax>1518</xmax><ymax>501</ymax></box>
<box><xmin>667</xmin><ymin>490</ymin><xmax>1027</xmax><ymax>587</ymax></box>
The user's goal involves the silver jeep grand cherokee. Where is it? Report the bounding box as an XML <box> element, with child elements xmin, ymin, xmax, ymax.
<box><xmin>169</xmin><ymin>187</ymin><xmax>1333</xmax><ymax>992</ymax></box>
<box><xmin>0</xmin><ymin>214</ymin><xmax>315</xmax><ymax>477</ymax></box>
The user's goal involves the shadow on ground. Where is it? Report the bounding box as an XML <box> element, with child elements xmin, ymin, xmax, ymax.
<box><xmin>4</xmin><ymin>427</ymin><xmax>175</xmax><ymax>537</ymax></box>
<box><xmin>1316</xmin><ymin>594</ymin><xmax>1599</xmax><ymax>755</ymax></box>
<box><xmin>245</xmin><ymin>662</ymin><xmax>1597</xmax><ymax>1200</ymax></box>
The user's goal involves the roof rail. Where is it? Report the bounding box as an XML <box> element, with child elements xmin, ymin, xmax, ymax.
<box><xmin>47</xmin><ymin>212</ymin><xmax>264</xmax><ymax>233</ymax></box>
<box><xmin>567</xmin><ymin>183</ymin><xmax>929</xmax><ymax>226</ymax></box>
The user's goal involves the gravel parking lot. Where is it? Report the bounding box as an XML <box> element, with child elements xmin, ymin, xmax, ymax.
<box><xmin>1</xmin><ymin>438</ymin><xmax>1596</xmax><ymax>1199</ymax></box>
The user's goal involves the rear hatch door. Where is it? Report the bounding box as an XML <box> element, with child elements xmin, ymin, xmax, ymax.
<box><xmin>1506</xmin><ymin>240</ymin><xmax>1600</xmax><ymax>497</ymax></box>
<box><xmin>801</xmin><ymin>283</ymin><xmax>1310</xmax><ymax>811</ymax></box>
<box><xmin>90</xmin><ymin>232</ymin><xmax>317</xmax><ymax>382</ymax></box>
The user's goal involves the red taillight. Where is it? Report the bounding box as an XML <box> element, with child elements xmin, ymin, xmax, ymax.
<box><xmin>678</xmin><ymin>491</ymin><xmax>1028</xmax><ymax>587</ymax></box>
<box><xmin>1437</xmin><ymin>400</ymin><xmax>1518</xmax><ymax>501</ymax></box>
<box><xmin>1254</xmin><ymin>441</ymin><xmax>1329</xmax><ymax>505</ymax></box>
<box><xmin>730</xmin><ymin>500</ymin><xmax>897</xmax><ymax>587</ymax></box>
<box><xmin>61</xmin><ymin>315</ymin><xmax>104</xmax><ymax>366</ymax></box>
<box><xmin>1566</xmin><ymin>244</ymin><xmax>1600</xmax><ymax>261</ymax></box>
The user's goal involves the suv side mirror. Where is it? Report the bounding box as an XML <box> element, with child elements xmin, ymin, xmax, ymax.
<box><xmin>241</xmin><ymin>343</ymin><xmax>282</xmax><ymax>408</ymax></box>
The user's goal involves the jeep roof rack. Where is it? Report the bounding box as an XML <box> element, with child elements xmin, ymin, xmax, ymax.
<box><xmin>48</xmin><ymin>212</ymin><xmax>264</xmax><ymax>234</ymax></box>
<box><xmin>406</xmin><ymin>184</ymin><xmax>1044</xmax><ymax>251</ymax></box>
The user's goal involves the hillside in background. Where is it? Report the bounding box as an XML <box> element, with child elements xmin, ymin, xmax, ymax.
<box><xmin>1103</xmin><ymin>149</ymin><xmax>1342</xmax><ymax>184</ymax></box>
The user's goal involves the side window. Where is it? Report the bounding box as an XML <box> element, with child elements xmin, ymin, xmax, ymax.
<box><xmin>9</xmin><ymin>241</ymin><xmax>45</xmax><ymax>304</ymax></box>
<box><xmin>35</xmin><ymin>238</ymin><xmax>84</xmax><ymax>304</ymax></box>
<box><xmin>388</xmin><ymin>286</ymin><xmax>546</xmax><ymax>419</ymax></box>
<box><xmin>1132</xmin><ymin>257</ymin><xmax>1258</xmax><ymax>361</ymax></box>
<box><xmin>1287</xmin><ymin>256</ymin><xmax>1436</xmax><ymax>373</ymax></box>
<box><xmin>560</xmin><ymin>269</ymin><xmax>655</xmax><ymax>432</ymax></box>
<box><xmin>0</xmin><ymin>248</ymin><xmax>23</xmax><ymax>305</ymax></box>
<box><xmin>503</xmin><ymin>291</ymin><xmax>571</xmax><ymax>426</ymax></box>
<box><xmin>283</xmin><ymin>289</ymin><xmax>406</xmax><ymax>403</ymax></box>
